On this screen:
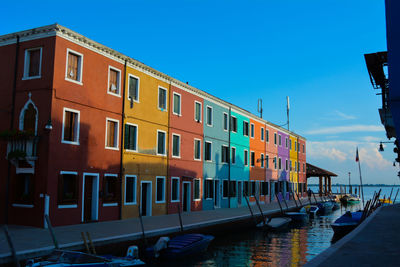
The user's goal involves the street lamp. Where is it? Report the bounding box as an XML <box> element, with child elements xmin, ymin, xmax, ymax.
<box><xmin>379</xmin><ymin>141</ymin><xmax>395</xmax><ymax>152</ymax></box>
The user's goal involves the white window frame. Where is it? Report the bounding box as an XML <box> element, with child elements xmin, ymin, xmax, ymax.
<box><xmin>205</xmin><ymin>141</ymin><xmax>212</xmax><ymax>162</ymax></box>
<box><xmin>172</xmin><ymin>133</ymin><xmax>181</xmax><ymax>158</ymax></box>
<box><xmin>158</xmin><ymin>86</ymin><xmax>168</xmax><ymax>111</ymax></box>
<box><xmin>194</xmin><ymin>138</ymin><xmax>202</xmax><ymax>161</ymax></box>
<box><xmin>250</xmin><ymin>123</ymin><xmax>255</xmax><ymax>138</ymax></box>
<box><xmin>279</xmin><ymin>157</ymin><xmax>282</xmax><ymax>170</ymax></box>
<box><xmin>266</xmin><ymin>154</ymin><xmax>269</xmax><ymax>169</ymax></box>
<box><xmin>194</xmin><ymin>101</ymin><xmax>202</xmax><ymax>122</ymax></box>
<box><xmin>279</xmin><ymin>134</ymin><xmax>282</xmax><ymax>146</ymax></box>
<box><xmin>206</xmin><ymin>106</ymin><xmax>213</xmax><ymax>127</ymax></box>
<box><xmin>127</xmin><ymin>74</ymin><xmax>140</xmax><ymax>103</ymax></box>
<box><xmin>274</xmin><ymin>156</ymin><xmax>277</xmax><ymax>169</ymax></box>
<box><xmin>61</xmin><ymin>107</ymin><xmax>80</xmax><ymax>145</ymax></box>
<box><xmin>105</xmin><ymin>118</ymin><xmax>119</xmax><ymax>150</ymax></box>
<box><xmin>107</xmin><ymin>66</ymin><xmax>122</xmax><ymax>97</ymax></box>
<box><xmin>171</xmin><ymin>177</ymin><xmax>180</xmax><ymax>202</ymax></box>
<box><xmin>193</xmin><ymin>178</ymin><xmax>201</xmax><ymax>201</ymax></box>
<box><xmin>23</xmin><ymin>47</ymin><xmax>43</xmax><ymax>80</ymax></box>
<box><xmin>103</xmin><ymin>174</ymin><xmax>119</xmax><ymax>207</ymax></box>
<box><xmin>172</xmin><ymin>92</ymin><xmax>182</xmax><ymax>116</ymax></box>
<box><xmin>295</xmin><ymin>141</ymin><xmax>297</xmax><ymax>151</ymax></box>
<box><xmin>124</xmin><ymin>122</ymin><xmax>138</xmax><ymax>152</ymax></box>
<box><xmin>261</xmin><ymin>153</ymin><xmax>264</xmax><ymax>168</ymax></box>
<box><xmin>274</xmin><ymin>133</ymin><xmax>277</xmax><ymax>146</ymax></box>
<box><xmin>205</xmin><ymin>178</ymin><xmax>214</xmax><ymax>200</ymax></box>
<box><xmin>244</xmin><ymin>149</ymin><xmax>249</xmax><ymax>166</ymax></box>
<box><xmin>231</xmin><ymin>146</ymin><xmax>236</xmax><ymax>165</ymax></box>
<box><xmin>285</xmin><ymin>159</ymin><xmax>288</xmax><ymax>171</ymax></box>
<box><xmin>65</xmin><ymin>48</ymin><xmax>83</xmax><ymax>85</ymax></box>
<box><xmin>231</xmin><ymin>116</ymin><xmax>238</xmax><ymax>133</ymax></box>
<box><xmin>285</xmin><ymin>137</ymin><xmax>288</xmax><ymax>148</ymax></box>
<box><xmin>243</xmin><ymin>121</ymin><xmax>249</xmax><ymax>137</ymax></box>
<box><xmin>124</xmin><ymin>175</ymin><xmax>137</xmax><ymax>205</ymax></box>
<box><xmin>221</xmin><ymin>145</ymin><xmax>229</xmax><ymax>164</ymax></box>
<box><xmin>155</xmin><ymin>176</ymin><xmax>166</xmax><ymax>203</ymax></box>
<box><xmin>223</xmin><ymin>112</ymin><xmax>228</xmax><ymax>131</ymax></box>
<box><xmin>266</xmin><ymin>129</ymin><xmax>269</xmax><ymax>143</ymax></box>
<box><xmin>250</xmin><ymin>151</ymin><xmax>255</xmax><ymax>167</ymax></box>
<box><xmin>58</xmin><ymin>171</ymin><xmax>79</xmax><ymax>209</ymax></box>
<box><xmin>222</xmin><ymin>179</ymin><xmax>229</xmax><ymax>199</ymax></box>
<box><xmin>156</xmin><ymin>130</ymin><xmax>167</xmax><ymax>156</ymax></box>
<box><xmin>261</xmin><ymin>127</ymin><xmax>264</xmax><ymax>141</ymax></box>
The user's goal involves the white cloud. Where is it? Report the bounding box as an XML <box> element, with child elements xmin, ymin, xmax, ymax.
<box><xmin>305</xmin><ymin>124</ymin><xmax>384</xmax><ymax>135</ymax></box>
<box><xmin>333</xmin><ymin>110</ymin><xmax>356</xmax><ymax>120</ymax></box>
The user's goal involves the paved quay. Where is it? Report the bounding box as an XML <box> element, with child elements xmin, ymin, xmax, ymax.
<box><xmin>306</xmin><ymin>203</ymin><xmax>400</xmax><ymax>267</ymax></box>
<box><xmin>0</xmin><ymin>197</ymin><xmax>316</xmax><ymax>264</ymax></box>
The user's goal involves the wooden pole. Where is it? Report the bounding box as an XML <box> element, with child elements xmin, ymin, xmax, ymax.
<box><xmin>296</xmin><ymin>191</ymin><xmax>303</xmax><ymax>206</ymax></box>
<box><xmin>177</xmin><ymin>203</ymin><xmax>184</xmax><ymax>232</ymax></box>
<box><xmin>389</xmin><ymin>187</ymin><xmax>394</xmax><ymax>202</ymax></box>
<box><xmin>357</xmin><ymin>159</ymin><xmax>365</xmax><ymax>207</ymax></box>
<box><xmin>281</xmin><ymin>193</ymin><xmax>289</xmax><ymax>210</ymax></box>
<box><xmin>81</xmin><ymin>232</ymin><xmax>90</xmax><ymax>253</ymax></box>
<box><xmin>86</xmin><ymin>232</ymin><xmax>96</xmax><ymax>255</ymax></box>
<box><xmin>312</xmin><ymin>191</ymin><xmax>318</xmax><ymax>204</ymax></box>
<box><xmin>137</xmin><ymin>205</ymin><xmax>147</xmax><ymax>246</ymax></box>
<box><xmin>254</xmin><ymin>195</ymin><xmax>266</xmax><ymax>226</ymax></box>
<box><xmin>3</xmin><ymin>225</ymin><xmax>20</xmax><ymax>267</ymax></box>
<box><xmin>275</xmin><ymin>193</ymin><xmax>284</xmax><ymax>215</ymax></box>
<box><xmin>44</xmin><ymin>214</ymin><xmax>59</xmax><ymax>249</ymax></box>
<box><xmin>244</xmin><ymin>192</ymin><xmax>256</xmax><ymax>225</ymax></box>
<box><xmin>393</xmin><ymin>189</ymin><xmax>399</xmax><ymax>204</ymax></box>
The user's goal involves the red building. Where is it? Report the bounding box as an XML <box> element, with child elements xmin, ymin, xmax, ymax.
<box><xmin>0</xmin><ymin>24</ymin><xmax>123</xmax><ymax>227</ymax></box>
<box><xmin>167</xmin><ymin>84</ymin><xmax>203</xmax><ymax>214</ymax></box>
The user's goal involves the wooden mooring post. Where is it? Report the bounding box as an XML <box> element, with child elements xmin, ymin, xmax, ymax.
<box><xmin>44</xmin><ymin>214</ymin><xmax>59</xmax><ymax>249</ymax></box>
<box><xmin>3</xmin><ymin>225</ymin><xmax>20</xmax><ymax>267</ymax></box>
<box><xmin>137</xmin><ymin>205</ymin><xmax>148</xmax><ymax>246</ymax></box>
<box><xmin>177</xmin><ymin>203</ymin><xmax>184</xmax><ymax>232</ymax></box>
<box><xmin>254</xmin><ymin>195</ymin><xmax>266</xmax><ymax>226</ymax></box>
<box><xmin>393</xmin><ymin>189</ymin><xmax>399</xmax><ymax>204</ymax></box>
<box><xmin>244</xmin><ymin>192</ymin><xmax>257</xmax><ymax>225</ymax></box>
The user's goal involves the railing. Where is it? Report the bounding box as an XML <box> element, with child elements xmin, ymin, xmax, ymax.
<box><xmin>6</xmin><ymin>136</ymin><xmax>39</xmax><ymax>160</ymax></box>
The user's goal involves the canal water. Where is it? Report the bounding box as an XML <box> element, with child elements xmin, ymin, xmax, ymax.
<box><xmin>151</xmin><ymin>186</ymin><xmax>396</xmax><ymax>267</ymax></box>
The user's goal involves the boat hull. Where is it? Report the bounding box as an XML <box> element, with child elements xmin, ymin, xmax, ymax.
<box><xmin>161</xmin><ymin>234</ymin><xmax>214</xmax><ymax>259</ymax></box>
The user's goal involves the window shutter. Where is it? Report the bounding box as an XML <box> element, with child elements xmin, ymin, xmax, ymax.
<box><xmin>64</xmin><ymin>111</ymin><xmax>72</xmax><ymax>141</ymax></box>
<box><xmin>29</xmin><ymin>49</ymin><xmax>40</xmax><ymax>77</ymax></box>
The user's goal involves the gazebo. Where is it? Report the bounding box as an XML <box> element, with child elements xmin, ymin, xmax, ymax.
<box><xmin>306</xmin><ymin>163</ymin><xmax>338</xmax><ymax>196</ymax></box>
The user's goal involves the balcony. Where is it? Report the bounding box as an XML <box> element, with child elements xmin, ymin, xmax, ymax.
<box><xmin>6</xmin><ymin>135</ymin><xmax>39</xmax><ymax>174</ymax></box>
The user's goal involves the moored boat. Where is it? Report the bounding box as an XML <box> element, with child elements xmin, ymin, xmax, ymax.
<box><xmin>331</xmin><ymin>211</ymin><xmax>363</xmax><ymax>237</ymax></box>
<box><xmin>256</xmin><ymin>217</ymin><xmax>292</xmax><ymax>230</ymax></box>
<box><xmin>285</xmin><ymin>208</ymin><xmax>309</xmax><ymax>222</ymax></box>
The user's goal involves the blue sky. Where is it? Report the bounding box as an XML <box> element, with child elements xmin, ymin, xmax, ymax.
<box><xmin>1</xmin><ymin>0</ymin><xmax>395</xmax><ymax>184</ymax></box>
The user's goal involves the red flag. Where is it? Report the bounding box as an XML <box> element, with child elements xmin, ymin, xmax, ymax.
<box><xmin>356</xmin><ymin>147</ymin><xmax>359</xmax><ymax>162</ymax></box>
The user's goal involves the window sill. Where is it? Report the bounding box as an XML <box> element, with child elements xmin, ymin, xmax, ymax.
<box><xmin>155</xmin><ymin>200</ymin><xmax>166</xmax><ymax>204</ymax></box>
<box><xmin>103</xmin><ymin>203</ymin><xmax>118</xmax><ymax>207</ymax></box>
<box><xmin>12</xmin><ymin>204</ymin><xmax>34</xmax><ymax>208</ymax></box>
<box><xmin>194</xmin><ymin>199</ymin><xmax>201</xmax><ymax>202</ymax></box>
<box><xmin>22</xmin><ymin>75</ymin><xmax>41</xmax><ymax>80</ymax></box>
<box><xmin>105</xmin><ymin>146</ymin><xmax>119</xmax><ymax>151</ymax></box>
<box><xmin>158</xmin><ymin>107</ymin><xmax>168</xmax><ymax>112</ymax></box>
<box><xmin>172</xmin><ymin>155</ymin><xmax>181</xmax><ymax>159</ymax></box>
<box><xmin>124</xmin><ymin>202</ymin><xmax>137</xmax><ymax>206</ymax></box>
<box><xmin>65</xmin><ymin>77</ymin><xmax>83</xmax><ymax>86</ymax></box>
<box><xmin>171</xmin><ymin>200</ymin><xmax>180</xmax><ymax>203</ymax></box>
<box><xmin>194</xmin><ymin>158</ymin><xmax>202</xmax><ymax>161</ymax></box>
<box><xmin>107</xmin><ymin>91</ymin><xmax>121</xmax><ymax>97</ymax></box>
<box><xmin>125</xmin><ymin>149</ymin><xmax>138</xmax><ymax>153</ymax></box>
<box><xmin>58</xmin><ymin>204</ymin><xmax>78</xmax><ymax>209</ymax></box>
<box><xmin>62</xmin><ymin>140</ymin><xmax>80</xmax><ymax>145</ymax></box>
<box><xmin>127</xmin><ymin>97</ymin><xmax>139</xmax><ymax>103</ymax></box>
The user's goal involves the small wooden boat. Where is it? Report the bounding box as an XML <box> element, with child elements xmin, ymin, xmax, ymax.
<box><xmin>285</xmin><ymin>208</ymin><xmax>309</xmax><ymax>222</ymax></box>
<box><xmin>340</xmin><ymin>194</ymin><xmax>360</xmax><ymax>205</ymax></box>
<box><xmin>331</xmin><ymin>211</ymin><xmax>363</xmax><ymax>237</ymax></box>
<box><xmin>26</xmin><ymin>248</ymin><xmax>145</xmax><ymax>267</ymax></box>
<box><xmin>303</xmin><ymin>205</ymin><xmax>319</xmax><ymax>217</ymax></box>
<box><xmin>147</xmin><ymin>234</ymin><xmax>214</xmax><ymax>259</ymax></box>
<box><xmin>256</xmin><ymin>217</ymin><xmax>292</xmax><ymax>230</ymax></box>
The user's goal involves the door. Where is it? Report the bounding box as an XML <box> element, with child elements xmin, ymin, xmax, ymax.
<box><xmin>82</xmin><ymin>174</ymin><xmax>99</xmax><ymax>223</ymax></box>
<box><xmin>214</xmin><ymin>180</ymin><xmax>220</xmax><ymax>208</ymax></box>
<box><xmin>141</xmin><ymin>182</ymin><xmax>152</xmax><ymax>216</ymax></box>
<box><xmin>182</xmin><ymin>182</ymin><xmax>190</xmax><ymax>212</ymax></box>
<box><xmin>238</xmin><ymin>181</ymin><xmax>242</xmax><ymax>206</ymax></box>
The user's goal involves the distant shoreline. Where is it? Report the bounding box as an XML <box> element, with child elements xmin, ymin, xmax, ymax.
<box><xmin>308</xmin><ymin>184</ymin><xmax>400</xmax><ymax>187</ymax></box>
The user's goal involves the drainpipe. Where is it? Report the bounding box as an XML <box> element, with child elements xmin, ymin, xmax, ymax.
<box><xmin>228</xmin><ymin>107</ymin><xmax>231</xmax><ymax>208</ymax></box>
<box><xmin>119</xmin><ymin>59</ymin><xmax>128</xmax><ymax>220</ymax></box>
<box><xmin>166</xmin><ymin>80</ymin><xmax>171</xmax><ymax>213</ymax></box>
<box><xmin>4</xmin><ymin>35</ymin><xmax>20</xmax><ymax>224</ymax></box>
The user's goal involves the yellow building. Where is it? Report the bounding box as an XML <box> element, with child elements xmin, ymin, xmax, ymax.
<box><xmin>121</xmin><ymin>64</ymin><xmax>170</xmax><ymax>218</ymax></box>
<box><xmin>289</xmin><ymin>135</ymin><xmax>299</xmax><ymax>193</ymax></box>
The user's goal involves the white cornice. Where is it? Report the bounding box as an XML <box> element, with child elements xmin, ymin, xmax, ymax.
<box><xmin>0</xmin><ymin>23</ymin><xmax>305</xmax><ymax>140</ymax></box>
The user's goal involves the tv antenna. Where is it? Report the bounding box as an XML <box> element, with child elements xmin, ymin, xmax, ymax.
<box><xmin>257</xmin><ymin>99</ymin><xmax>263</xmax><ymax>118</ymax></box>
<box><xmin>287</xmin><ymin>96</ymin><xmax>290</xmax><ymax>131</ymax></box>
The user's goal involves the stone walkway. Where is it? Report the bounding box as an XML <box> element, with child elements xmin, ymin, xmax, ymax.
<box><xmin>0</xmin><ymin>197</ymin><xmax>315</xmax><ymax>264</ymax></box>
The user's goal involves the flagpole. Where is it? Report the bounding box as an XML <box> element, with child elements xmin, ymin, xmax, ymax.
<box><xmin>356</xmin><ymin>147</ymin><xmax>365</xmax><ymax>208</ymax></box>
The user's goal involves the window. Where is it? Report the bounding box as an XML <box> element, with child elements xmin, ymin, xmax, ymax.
<box><xmin>251</xmin><ymin>181</ymin><xmax>256</xmax><ymax>196</ymax></box>
<box><xmin>62</xmin><ymin>108</ymin><xmax>80</xmax><ymax>144</ymax></box>
<box><xmin>65</xmin><ymin>49</ymin><xmax>83</xmax><ymax>83</ymax></box>
<box><xmin>23</xmin><ymin>47</ymin><xmax>42</xmax><ymax>79</ymax></box>
<box><xmin>172</xmin><ymin>134</ymin><xmax>180</xmax><ymax>158</ymax></box>
<box><xmin>103</xmin><ymin>174</ymin><xmax>118</xmax><ymax>203</ymax></box>
<box><xmin>229</xmin><ymin>181</ymin><xmax>237</xmax><ymax>197</ymax></box>
<box><xmin>274</xmin><ymin>157</ymin><xmax>277</xmax><ymax>169</ymax></box>
<box><xmin>157</xmin><ymin>130</ymin><xmax>166</xmax><ymax>155</ymax></box>
<box><xmin>128</xmin><ymin>75</ymin><xmax>139</xmax><ymax>102</ymax></box>
<box><xmin>285</xmin><ymin>138</ymin><xmax>288</xmax><ymax>148</ymax></box>
<box><xmin>171</xmin><ymin>177</ymin><xmax>179</xmax><ymax>202</ymax></box>
<box><xmin>106</xmin><ymin>118</ymin><xmax>119</xmax><ymax>149</ymax></box>
<box><xmin>250</xmin><ymin>151</ymin><xmax>255</xmax><ymax>167</ymax></box>
<box><xmin>244</xmin><ymin>150</ymin><xmax>248</xmax><ymax>166</ymax></box>
<box><xmin>243</xmin><ymin>121</ymin><xmax>249</xmax><ymax>136</ymax></box>
<box><xmin>261</xmin><ymin>154</ymin><xmax>264</xmax><ymax>168</ymax></box>
<box><xmin>250</xmin><ymin>123</ymin><xmax>254</xmax><ymax>138</ymax></box>
<box><xmin>266</xmin><ymin>129</ymin><xmax>269</xmax><ymax>142</ymax></box>
<box><xmin>195</xmin><ymin>101</ymin><xmax>202</xmax><ymax>122</ymax></box>
<box><xmin>221</xmin><ymin>145</ymin><xmax>229</xmax><ymax>163</ymax></box>
<box><xmin>205</xmin><ymin>179</ymin><xmax>213</xmax><ymax>199</ymax></box>
<box><xmin>279</xmin><ymin>135</ymin><xmax>282</xmax><ymax>146</ymax></box>
<box><xmin>124</xmin><ymin>124</ymin><xmax>137</xmax><ymax>151</ymax></box>
<box><xmin>244</xmin><ymin>181</ymin><xmax>250</xmax><ymax>197</ymax></box>
<box><xmin>206</xmin><ymin>106</ymin><xmax>213</xmax><ymax>126</ymax></box>
<box><xmin>261</xmin><ymin>127</ymin><xmax>264</xmax><ymax>141</ymax></box>
<box><xmin>173</xmin><ymin>93</ymin><xmax>181</xmax><ymax>115</ymax></box>
<box><xmin>298</xmin><ymin>162</ymin><xmax>301</xmax><ymax>172</ymax></box>
<box><xmin>194</xmin><ymin>139</ymin><xmax>201</xmax><ymax>160</ymax></box>
<box><xmin>223</xmin><ymin>180</ymin><xmax>228</xmax><ymax>198</ymax></box>
<box><xmin>266</xmin><ymin>155</ymin><xmax>269</xmax><ymax>169</ymax></box>
<box><xmin>303</xmin><ymin>144</ymin><xmax>305</xmax><ymax>153</ymax></box>
<box><xmin>158</xmin><ymin>87</ymin><xmax>167</xmax><ymax>110</ymax></box>
<box><xmin>298</xmin><ymin>142</ymin><xmax>301</xmax><ymax>152</ymax></box>
<box><xmin>278</xmin><ymin>158</ymin><xmax>282</xmax><ymax>170</ymax></box>
<box><xmin>108</xmin><ymin>67</ymin><xmax>121</xmax><ymax>95</ymax></box>
<box><xmin>156</xmin><ymin>177</ymin><xmax>165</xmax><ymax>203</ymax></box>
<box><xmin>194</xmin><ymin>179</ymin><xmax>201</xmax><ymax>200</ymax></box>
<box><xmin>295</xmin><ymin>141</ymin><xmax>297</xmax><ymax>151</ymax></box>
<box><xmin>231</xmin><ymin>116</ymin><xmax>237</xmax><ymax>132</ymax></box>
<box><xmin>261</xmin><ymin>182</ymin><xmax>269</xmax><ymax>195</ymax></box>
<box><xmin>285</xmin><ymin>159</ymin><xmax>288</xmax><ymax>170</ymax></box>
<box><xmin>223</xmin><ymin>113</ymin><xmax>228</xmax><ymax>131</ymax></box>
<box><xmin>289</xmin><ymin>139</ymin><xmax>292</xmax><ymax>150</ymax></box>
<box><xmin>205</xmin><ymin>141</ymin><xmax>212</xmax><ymax>161</ymax></box>
<box><xmin>231</xmin><ymin>147</ymin><xmax>236</xmax><ymax>164</ymax></box>
<box><xmin>295</xmin><ymin>161</ymin><xmax>297</xmax><ymax>171</ymax></box>
<box><xmin>290</xmin><ymin>160</ymin><xmax>292</xmax><ymax>171</ymax></box>
<box><xmin>274</xmin><ymin>133</ymin><xmax>277</xmax><ymax>145</ymax></box>
<box><xmin>125</xmin><ymin>175</ymin><xmax>137</xmax><ymax>204</ymax></box>
<box><xmin>303</xmin><ymin>163</ymin><xmax>306</xmax><ymax>173</ymax></box>
<box><xmin>58</xmin><ymin>172</ymin><xmax>78</xmax><ymax>205</ymax></box>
